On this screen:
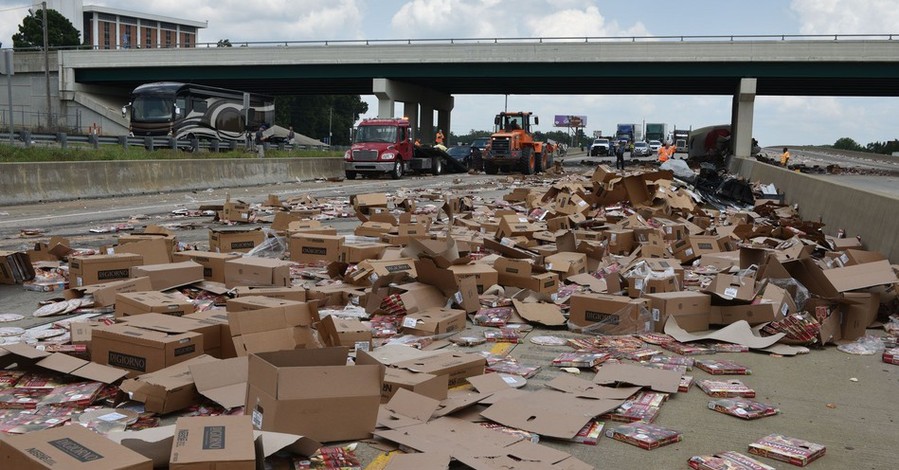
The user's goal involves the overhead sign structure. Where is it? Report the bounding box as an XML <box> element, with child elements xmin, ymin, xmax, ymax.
<box><xmin>554</xmin><ymin>115</ymin><xmax>587</xmax><ymax>128</ymax></box>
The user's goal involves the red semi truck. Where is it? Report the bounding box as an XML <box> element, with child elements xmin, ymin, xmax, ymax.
<box><xmin>343</xmin><ymin>118</ymin><xmax>462</xmax><ymax>179</ymax></box>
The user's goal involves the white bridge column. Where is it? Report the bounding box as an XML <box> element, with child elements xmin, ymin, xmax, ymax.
<box><xmin>373</xmin><ymin>78</ymin><xmax>453</xmax><ymax>145</ymax></box>
<box><xmin>731</xmin><ymin>77</ymin><xmax>756</xmax><ymax>159</ymax></box>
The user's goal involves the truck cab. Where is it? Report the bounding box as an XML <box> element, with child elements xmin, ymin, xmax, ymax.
<box><xmin>344</xmin><ymin>118</ymin><xmax>413</xmax><ymax>180</ymax></box>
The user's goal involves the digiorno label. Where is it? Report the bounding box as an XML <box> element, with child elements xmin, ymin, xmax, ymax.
<box><xmin>97</xmin><ymin>269</ymin><xmax>130</xmax><ymax>280</ymax></box>
<box><xmin>47</xmin><ymin>438</ymin><xmax>104</xmax><ymax>463</ymax></box>
<box><xmin>108</xmin><ymin>351</ymin><xmax>147</xmax><ymax>372</ymax></box>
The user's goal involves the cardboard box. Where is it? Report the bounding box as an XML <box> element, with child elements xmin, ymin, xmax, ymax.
<box><xmin>341</xmin><ymin>242</ymin><xmax>390</xmax><ymax>264</ymax></box>
<box><xmin>494</xmin><ymin>257</ymin><xmax>559</xmax><ymax>296</ymax></box>
<box><xmin>544</xmin><ymin>252</ymin><xmax>588</xmax><ymax>280</ymax></box>
<box><xmin>130</xmin><ymin>261</ymin><xmax>204</xmax><ymax>291</ymax></box>
<box><xmin>115</xmin><ymin>291</ymin><xmax>196</xmax><ymax>318</ymax></box>
<box><xmin>704</xmin><ymin>272</ymin><xmax>758</xmax><ymax>302</ymax></box>
<box><xmin>289</xmin><ymin>233</ymin><xmax>344</xmax><ymax>263</ymax></box>
<box><xmin>568</xmin><ymin>293</ymin><xmax>651</xmax><ymax>334</ymax></box>
<box><xmin>120</xmin><ymin>354</ymin><xmax>219</xmax><ymax>414</ymax></box>
<box><xmin>709</xmin><ymin>304</ymin><xmax>779</xmax><ymax>326</ymax></box>
<box><xmin>69</xmin><ymin>253</ymin><xmax>143</xmax><ymax>287</ymax></box>
<box><xmin>606</xmin><ymin>229</ymin><xmax>635</xmax><ymax>255</ymax></box>
<box><xmin>447</xmin><ymin>263</ymin><xmax>499</xmax><ymax>294</ymax></box>
<box><xmin>91</xmin><ymin>323</ymin><xmax>204</xmax><ymax>377</ymax></box>
<box><xmin>230</xmin><ymin>286</ymin><xmax>307</xmax><ymax>302</ymax></box>
<box><xmin>392</xmin><ymin>352</ymin><xmax>486</xmax><ymax>388</ymax></box>
<box><xmin>840</xmin><ymin>292</ymin><xmax>881</xmax><ymax>341</ymax></box>
<box><xmin>170</xmin><ymin>415</ymin><xmax>256</xmax><ymax>470</ymax></box>
<box><xmin>226</xmin><ymin>295</ymin><xmax>307</xmax><ymax>313</ymax></box>
<box><xmin>173</xmin><ymin>251</ymin><xmax>242</xmax><ymax>283</ymax></box>
<box><xmin>208</xmin><ymin>227</ymin><xmax>265</xmax><ymax>253</ymax></box>
<box><xmin>0</xmin><ymin>421</ymin><xmax>152</xmax><ymax>469</ymax></box>
<box><xmin>689</xmin><ymin>235</ymin><xmax>733</xmax><ymax>256</ymax></box>
<box><xmin>644</xmin><ymin>291</ymin><xmax>711</xmax><ymax>332</ymax></box>
<box><xmin>184</xmin><ymin>310</ymin><xmax>235</xmax><ymax>359</ymax></box>
<box><xmin>245</xmin><ymin>347</ymin><xmax>383</xmax><ymax>442</ymax></box>
<box><xmin>377</xmin><ymin>367</ymin><xmax>447</xmax><ymax>403</ymax></box>
<box><xmin>222</xmin><ymin>198</ymin><xmax>251</xmax><ymax>223</ymax></box>
<box><xmin>112</xmin><ymin>237</ymin><xmax>172</xmax><ymax>265</ymax></box>
<box><xmin>64</xmin><ymin>277</ymin><xmax>153</xmax><ymax>307</ymax></box>
<box><xmin>224</xmin><ymin>257</ymin><xmax>291</xmax><ymax>288</ymax></box>
<box><xmin>626</xmin><ymin>274</ymin><xmax>678</xmax><ymax>298</ymax></box>
<box><xmin>318</xmin><ymin>315</ymin><xmax>372</xmax><ymax>351</ymax></box>
<box><xmin>122</xmin><ymin>313</ymin><xmax>223</xmax><ymax>355</ymax></box>
<box><xmin>401</xmin><ymin>308</ymin><xmax>467</xmax><ymax>336</ymax></box>
<box><xmin>227</xmin><ymin>303</ymin><xmax>320</xmax><ymax>356</ymax></box>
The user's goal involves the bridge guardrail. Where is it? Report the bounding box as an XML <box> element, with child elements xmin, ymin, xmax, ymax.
<box><xmin>0</xmin><ymin>132</ymin><xmax>335</xmax><ymax>153</ymax></box>
<box><xmin>4</xmin><ymin>33</ymin><xmax>896</xmax><ymax>52</ymax></box>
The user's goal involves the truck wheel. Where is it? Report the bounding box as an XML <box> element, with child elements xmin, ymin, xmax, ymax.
<box><xmin>432</xmin><ymin>157</ymin><xmax>443</xmax><ymax>175</ymax></box>
<box><xmin>391</xmin><ymin>161</ymin><xmax>404</xmax><ymax>180</ymax></box>
<box><xmin>484</xmin><ymin>162</ymin><xmax>498</xmax><ymax>174</ymax></box>
<box><xmin>345</xmin><ymin>171</ymin><xmax>356</xmax><ymax>180</ymax></box>
<box><xmin>535</xmin><ymin>153</ymin><xmax>545</xmax><ymax>173</ymax></box>
<box><xmin>520</xmin><ymin>148</ymin><xmax>535</xmax><ymax>175</ymax></box>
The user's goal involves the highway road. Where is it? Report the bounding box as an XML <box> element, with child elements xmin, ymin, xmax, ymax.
<box><xmin>0</xmin><ymin>150</ymin><xmax>896</xmax><ymax>469</ymax></box>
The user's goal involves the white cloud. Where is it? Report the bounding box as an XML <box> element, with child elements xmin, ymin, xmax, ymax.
<box><xmin>390</xmin><ymin>0</ymin><xmax>506</xmax><ymax>38</ymax></box>
<box><xmin>526</xmin><ymin>6</ymin><xmax>650</xmax><ymax>38</ymax></box>
<box><xmin>790</xmin><ymin>0</ymin><xmax>899</xmax><ymax>34</ymax></box>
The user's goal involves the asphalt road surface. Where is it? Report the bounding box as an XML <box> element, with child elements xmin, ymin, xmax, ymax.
<box><xmin>0</xmin><ymin>151</ymin><xmax>896</xmax><ymax>469</ymax></box>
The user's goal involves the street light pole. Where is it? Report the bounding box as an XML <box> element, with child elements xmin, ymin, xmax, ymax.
<box><xmin>41</xmin><ymin>1</ymin><xmax>52</xmax><ymax>130</ymax></box>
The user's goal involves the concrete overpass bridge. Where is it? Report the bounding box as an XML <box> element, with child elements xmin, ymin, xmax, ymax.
<box><xmin>5</xmin><ymin>34</ymin><xmax>899</xmax><ymax>154</ymax></box>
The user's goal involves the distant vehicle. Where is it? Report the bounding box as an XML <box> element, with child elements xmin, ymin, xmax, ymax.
<box><xmin>470</xmin><ymin>137</ymin><xmax>490</xmax><ymax>152</ymax></box>
<box><xmin>616</xmin><ymin>123</ymin><xmax>637</xmax><ymax>144</ymax></box>
<box><xmin>590</xmin><ymin>138</ymin><xmax>611</xmax><ymax>156</ymax></box>
<box><xmin>632</xmin><ymin>141</ymin><xmax>652</xmax><ymax>157</ymax></box>
<box><xmin>648</xmin><ymin>140</ymin><xmax>662</xmax><ymax>152</ymax></box>
<box><xmin>446</xmin><ymin>144</ymin><xmax>474</xmax><ymax>168</ymax></box>
<box><xmin>675</xmin><ymin>139</ymin><xmax>688</xmax><ymax>152</ymax></box>
<box><xmin>645</xmin><ymin>123</ymin><xmax>668</xmax><ymax>143</ymax></box>
<box><xmin>123</xmin><ymin>82</ymin><xmax>273</xmax><ymax>143</ymax></box>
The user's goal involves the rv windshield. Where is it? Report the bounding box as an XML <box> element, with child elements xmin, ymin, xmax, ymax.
<box><xmin>131</xmin><ymin>95</ymin><xmax>175</xmax><ymax>121</ymax></box>
<box><xmin>355</xmin><ymin>125</ymin><xmax>398</xmax><ymax>143</ymax></box>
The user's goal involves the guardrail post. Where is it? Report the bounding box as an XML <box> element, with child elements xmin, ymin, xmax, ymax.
<box><xmin>20</xmin><ymin>130</ymin><xmax>31</xmax><ymax>148</ymax></box>
<box><xmin>117</xmin><ymin>135</ymin><xmax>127</xmax><ymax>149</ymax></box>
<box><xmin>56</xmin><ymin>132</ymin><xmax>67</xmax><ymax>149</ymax></box>
<box><xmin>144</xmin><ymin>136</ymin><xmax>154</xmax><ymax>151</ymax></box>
<box><xmin>277</xmin><ymin>141</ymin><xmax>285</xmax><ymax>151</ymax></box>
<box><xmin>211</xmin><ymin>139</ymin><xmax>220</xmax><ymax>152</ymax></box>
<box><xmin>168</xmin><ymin>137</ymin><xmax>177</xmax><ymax>150</ymax></box>
<box><xmin>88</xmin><ymin>133</ymin><xmax>99</xmax><ymax>149</ymax></box>
<box><xmin>229</xmin><ymin>140</ymin><xmax>237</xmax><ymax>151</ymax></box>
<box><xmin>190</xmin><ymin>137</ymin><xmax>199</xmax><ymax>153</ymax></box>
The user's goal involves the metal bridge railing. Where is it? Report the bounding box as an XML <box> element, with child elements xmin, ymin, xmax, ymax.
<box><xmin>0</xmin><ymin>131</ymin><xmax>334</xmax><ymax>153</ymax></box>
<box><xmin>5</xmin><ymin>33</ymin><xmax>896</xmax><ymax>52</ymax></box>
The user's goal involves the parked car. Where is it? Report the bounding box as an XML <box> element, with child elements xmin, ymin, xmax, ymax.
<box><xmin>649</xmin><ymin>140</ymin><xmax>662</xmax><ymax>152</ymax></box>
<box><xmin>632</xmin><ymin>141</ymin><xmax>652</xmax><ymax>157</ymax></box>
<box><xmin>590</xmin><ymin>138</ymin><xmax>610</xmax><ymax>156</ymax></box>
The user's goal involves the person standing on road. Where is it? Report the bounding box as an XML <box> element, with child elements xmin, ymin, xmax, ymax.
<box><xmin>435</xmin><ymin>129</ymin><xmax>445</xmax><ymax>146</ymax></box>
<box><xmin>615</xmin><ymin>141</ymin><xmax>626</xmax><ymax>171</ymax></box>
<box><xmin>780</xmin><ymin>147</ymin><xmax>791</xmax><ymax>166</ymax></box>
<box><xmin>255</xmin><ymin>125</ymin><xmax>267</xmax><ymax>158</ymax></box>
<box><xmin>658</xmin><ymin>143</ymin><xmax>671</xmax><ymax>163</ymax></box>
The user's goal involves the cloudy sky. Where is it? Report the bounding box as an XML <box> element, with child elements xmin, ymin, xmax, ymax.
<box><xmin>1</xmin><ymin>0</ymin><xmax>897</xmax><ymax>145</ymax></box>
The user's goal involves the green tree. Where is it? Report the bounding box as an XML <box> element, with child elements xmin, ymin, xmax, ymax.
<box><xmin>275</xmin><ymin>95</ymin><xmax>368</xmax><ymax>146</ymax></box>
<box><xmin>832</xmin><ymin>137</ymin><xmax>863</xmax><ymax>151</ymax></box>
<box><xmin>12</xmin><ymin>8</ymin><xmax>80</xmax><ymax>49</ymax></box>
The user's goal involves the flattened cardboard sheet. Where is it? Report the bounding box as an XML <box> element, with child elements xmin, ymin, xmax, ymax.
<box><xmin>663</xmin><ymin>315</ymin><xmax>784</xmax><ymax>349</ymax></box>
<box><xmin>591</xmin><ymin>363</ymin><xmax>681</xmax><ymax>394</ymax></box>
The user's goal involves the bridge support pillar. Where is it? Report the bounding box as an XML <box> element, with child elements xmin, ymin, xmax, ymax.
<box><xmin>731</xmin><ymin>78</ymin><xmax>756</xmax><ymax>160</ymax></box>
<box><xmin>403</xmin><ymin>101</ymin><xmax>419</xmax><ymax>140</ymax></box>
<box><xmin>373</xmin><ymin>78</ymin><xmax>453</xmax><ymax>145</ymax></box>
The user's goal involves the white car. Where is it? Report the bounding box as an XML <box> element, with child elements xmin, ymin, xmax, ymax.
<box><xmin>649</xmin><ymin>140</ymin><xmax>662</xmax><ymax>152</ymax></box>
<box><xmin>632</xmin><ymin>141</ymin><xmax>652</xmax><ymax>157</ymax></box>
<box><xmin>589</xmin><ymin>138</ymin><xmax>611</xmax><ymax>156</ymax></box>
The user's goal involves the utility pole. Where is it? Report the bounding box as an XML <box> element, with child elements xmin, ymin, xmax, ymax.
<box><xmin>42</xmin><ymin>1</ymin><xmax>52</xmax><ymax>130</ymax></box>
<box><xmin>328</xmin><ymin>107</ymin><xmax>333</xmax><ymax>145</ymax></box>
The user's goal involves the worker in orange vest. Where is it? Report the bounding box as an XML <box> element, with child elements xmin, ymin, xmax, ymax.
<box><xmin>435</xmin><ymin>129</ymin><xmax>445</xmax><ymax>145</ymax></box>
<box><xmin>658</xmin><ymin>143</ymin><xmax>672</xmax><ymax>163</ymax></box>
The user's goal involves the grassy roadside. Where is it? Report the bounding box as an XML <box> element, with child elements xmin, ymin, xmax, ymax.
<box><xmin>0</xmin><ymin>144</ymin><xmax>342</xmax><ymax>162</ymax></box>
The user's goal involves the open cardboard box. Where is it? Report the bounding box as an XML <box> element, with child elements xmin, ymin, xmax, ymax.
<box><xmin>245</xmin><ymin>347</ymin><xmax>384</xmax><ymax>442</ymax></box>
<box><xmin>120</xmin><ymin>354</ymin><xmax>220</xmax><ymax>414</ymax></box>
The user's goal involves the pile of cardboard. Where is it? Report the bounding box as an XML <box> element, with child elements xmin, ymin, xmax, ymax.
<box><xmin>0</xmin><ymin>164</ymin><xmax>897</xmax><ymax>468</ymax></box>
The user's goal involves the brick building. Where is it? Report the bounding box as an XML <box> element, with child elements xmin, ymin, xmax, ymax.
<box><xmin>46</xmin><ymin>1</ymin><xmax>206</xmax><ymax>49</ymax></box>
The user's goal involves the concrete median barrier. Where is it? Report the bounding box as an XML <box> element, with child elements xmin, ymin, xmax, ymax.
<box><xmin>0</xmin><ymin>157</ymin><xmax>343</xmax><ymax>205</ymax></box>
<box><xmin>730</xmin><ymin>157</ymin><xmax>899</xmax><ymax>263</ymax></box>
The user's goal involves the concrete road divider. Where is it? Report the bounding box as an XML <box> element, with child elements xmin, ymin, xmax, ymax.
<box><xmin>0</xmin><ymin>157</ymin><xmax>343</xmax><ymax>205</ymax></box>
